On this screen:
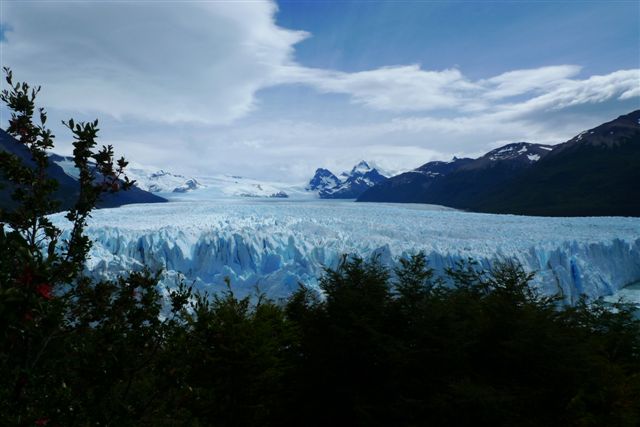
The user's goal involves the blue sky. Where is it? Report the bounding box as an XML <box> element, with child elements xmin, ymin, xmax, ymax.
<box><xmin>0</xmin><ymin>0</ymin><xmax>638</xmax><ymax>181</ymax></box>
<box><xmin>277</xmin><ymin>1</ymin><xmax>639</xmax><ymax>76</ymax></box>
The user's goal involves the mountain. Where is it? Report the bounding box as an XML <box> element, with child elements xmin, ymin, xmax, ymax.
<box><xmin>478</xmin><ymin>110</ymin><xmax>640</xmax><ymax>216</ymax></box>
<box><xmin>408</xmin><ymin>142</ymin><xmax>555</xmax><ymax>209</ymax></box>
<box><xmin>307</xmin><ymin>161</ymin><xmax>388</xmax><ymax>199</ymax></box>
<box><xmin>306</xmin><ymin>168</ymin><xmax>340</xmax><ymax>192</ymax></box>
<box><xmin>0</xmin><ymin>129</ymin><xmax>166</xmax><ymax>213</ymax></box>
<box><xmin>162</xmin><ymin>174</ymin><xmax>299</xmax><ymax>200</ymax></box>
<box><xmin>358</xmin><ymin>143</ymin><xmax>551</xmax><ymax>206</ymax></box>
<box><xmin>357</xmin><ymin>157</ymin><xmax>473</xmax><ymax>203</ymax></box>
<box><xmin>121</xmin><ymin>166</ymin><xmax>204</xmax><ymax>193</ymax></box>
<box><xmin>0</xmin><ymin>131</ymin><xmax>79</xmax><ymax>212</ymax></box>
<box><xmin>357</xmin><ymin>110</ymin><xmax>640</xmax><ymax>217</ymax></box>
<box><xmin>117</xmin><ymin>163</ymin><xmax>296</xmax><ymax>199</ymax></box>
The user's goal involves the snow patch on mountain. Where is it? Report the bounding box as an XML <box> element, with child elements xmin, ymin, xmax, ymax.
<box><xmin>486</xmin><ymin>142</ymin><xmax>553</xmax><ymax>163</ymax></box>
<box><xmin>417</xmin><ymin>171</ymin><xmax>442</xmax><ymax>178</ymax></box>
<box><xmin>50</xmin><ymin>155</ymin><xmax>80</xmax><ymax>179</ymax></box>
<box><xmin>576</xmin><ymin>131</ymin><xmax>588</xmax><ymax>142</ymax></box>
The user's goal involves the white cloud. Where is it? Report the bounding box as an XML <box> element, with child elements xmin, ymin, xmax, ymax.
<box><xmin>620</xmin><ymin>86</ymin><xmax>640</xmax><ymax>100</ymax></box>
<box><xmin>481</xmin><ymin>65</ymin><xmax>582</xmax><ymax>99</ymax></box>
<box><xmin>491</xmin><ymin>69</ymin><xmax>640</xmax><ymax>119</ymax></box>
<box><xmin>277</xmin><ymin>65</ymin><xmax>479</xmax><ymax>111</ymax></box>
<box><xmin>1</xmin><ymin>0</ymin><xmax>308</xmax><ymax>124</ymax></box>
<box><xmin>281</xmin><ymin>64</ymin><xmax>638</xmax><ymax>118</ymax></box>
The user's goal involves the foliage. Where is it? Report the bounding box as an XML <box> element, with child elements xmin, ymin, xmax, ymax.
<box><xmin>1</xmin><ymin>71</ymin><xmax>639</xmax><ymax>426</ymax></box>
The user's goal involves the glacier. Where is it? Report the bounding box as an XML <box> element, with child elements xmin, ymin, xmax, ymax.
<box><xmin>49</xmin><ymin>200</ymin><xmax>640</xmax><ymax>303</ymax></box>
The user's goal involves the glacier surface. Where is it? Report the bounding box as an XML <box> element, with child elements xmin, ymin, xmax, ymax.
<box><xmin>49</xmin><ymin>200</ymin><xmax>640</xmax><ymax>303</ymax></box>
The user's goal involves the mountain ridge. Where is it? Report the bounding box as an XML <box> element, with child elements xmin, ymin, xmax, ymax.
<box><xmin>357</xmin><ymin>110</ymin><xmax>640</xmax><ymax>217</ymax></box>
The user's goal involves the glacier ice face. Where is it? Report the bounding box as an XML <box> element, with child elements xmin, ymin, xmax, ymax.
<box><xmin>49</xmin><ymin>200</ymin><xmax>640</xmax><ymax>303</ymax></box>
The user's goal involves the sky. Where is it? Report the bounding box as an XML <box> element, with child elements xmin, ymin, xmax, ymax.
<box><xmin>0</xmin><ymin>0</ymin><xmax>639</xmax><ymax>182</ymax></box>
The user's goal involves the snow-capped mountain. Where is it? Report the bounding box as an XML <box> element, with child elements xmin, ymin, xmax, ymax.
<box><xmin>481</xmin><ymin>110</ymin><xmax>640</xmax><ymax>216</ymax></box>
<box><xmin>307</xmin><ymin>168</ymin><xmax>340</xmax><ymax>191</ymax></box>
<box><xmin>123</xmin><ymin>166</ymin><xmax>203</xmax><ymax>193</ymax></box>
<box><xmin>307</xmin><ymin>161</ymin><xmax>388</xmax><ymax>199</ymax></box>
<box><xmin>164</xmin><ymin>174</ymin><xmax>307</xmax><ymax>200</ymax></box>
<box><xmin>358</xmin><ymin>142</ymin><xmax>554</xmax><ymax>209</ymax></box>
<box><xmin>358</xmin><ymin>110</ymin><xmax>640</xmax><ymax>216</ymax></box>
<box><xmin>49</xmin><ymin>154</ymin><xmax>203</xmax><ymax>196</ymax></box>
<box><xmin>124</xmin><ymin>163</ymin><xmax>303</xmax><ymax>199</ymax></box>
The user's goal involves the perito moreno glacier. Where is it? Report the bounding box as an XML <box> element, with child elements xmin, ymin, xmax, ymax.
<box><xmin>50</xmin><ymin>199</ymin><xmax>640</xmax><ymax>304</ymax></box>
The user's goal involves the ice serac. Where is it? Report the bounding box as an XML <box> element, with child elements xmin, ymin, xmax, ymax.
<box><xmin>50</xmin><ymin>201</ymin><xmax>640</xmax><ymax>303</ymax></box>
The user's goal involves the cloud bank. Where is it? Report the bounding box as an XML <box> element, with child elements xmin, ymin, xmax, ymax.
<box><xmin>1</xmin><ymin>1</ymin><xmax>308</xmax><ymax>124</ymax></box>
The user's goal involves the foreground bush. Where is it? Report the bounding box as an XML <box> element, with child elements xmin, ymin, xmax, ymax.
<box><xmin>284</xmin><ymin>257</ymin><xmax>640</xmax><ymax>426</ymax></box>
<box><xmin>1</xmin><ymin>71</ymin><xmax>639</xmax><ymax>426</ymax></box>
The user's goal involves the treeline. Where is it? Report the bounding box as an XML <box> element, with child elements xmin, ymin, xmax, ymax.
<box><xmin>3</xmin><ymin>255</ymin><xmax>640</xmax><ymax>426</ymax></box>
<box><xmin>1</xmin><ymin>70</ymin><xmax>639</xmax><ymax>426</ymax></box>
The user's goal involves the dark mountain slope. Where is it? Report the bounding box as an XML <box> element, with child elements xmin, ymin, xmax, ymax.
<box><xmin>357</xmin><ymin>111</ymin><xmax>639</xmax><ymax>216</ymax></box>
<box><xmin>357</xmin><ymin>157</ymin><xmax>473</xmax><ymax>203</ymax></box>
<box><xmin>417</xmin><ymin>142</ymin><xmax>554</xmax><ymax>209</ymax></box>
<box><xmin>358</xmin><ymin>142</ymin><xmax>552</xmax><ymax>207</ymax></box>
<box><xmin>478</xmin><ymin>111</ymin><xmax>640</xmax><ymax>216</ymax></box>
<box><xmin>0</xmin><ymin>129</ymin><xmax>80</xmax><ymax>211</ymax></box>
<box><xmin>1</xmin><ymin>129</ymin><xmax>166</xmax><ymax>213</ymax></box>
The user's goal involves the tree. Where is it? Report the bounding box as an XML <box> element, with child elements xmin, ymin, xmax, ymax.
<box><xmin>0</xmin><ymin>67</ymin><xmax>149</xmax><ymax>425</ymax></box>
